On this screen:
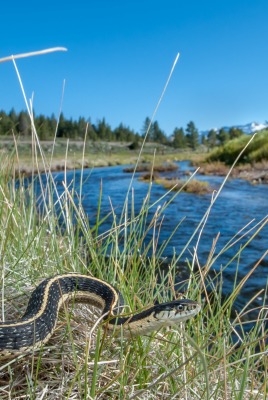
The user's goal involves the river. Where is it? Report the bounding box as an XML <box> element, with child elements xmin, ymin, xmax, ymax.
<box><xmin>34</xmin><ymin>161</ymin><xmax>268</xmax><ymax>319</ymax></box>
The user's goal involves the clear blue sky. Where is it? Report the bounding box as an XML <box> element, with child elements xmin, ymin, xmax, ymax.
<box><xmin>1</xmin><ymin>0</ymin><xmax>268</xmax><ymax>135</ymax></box>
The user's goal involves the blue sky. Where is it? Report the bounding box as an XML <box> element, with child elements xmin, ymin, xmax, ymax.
<box><xmin>1</xmin><ymin>0</ymin><xmax>268</xmax><ymax>135</ymax></box>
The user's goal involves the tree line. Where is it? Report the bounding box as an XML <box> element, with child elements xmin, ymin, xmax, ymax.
<box><xmin>0</xmin><ymin>109</ymin><xmax>139</xmax><ymax>143</ymax></box>
<box><xmin>0</xmin><ymin>108</ymin><xmax>245</xmax><ymax>150</ymax></box>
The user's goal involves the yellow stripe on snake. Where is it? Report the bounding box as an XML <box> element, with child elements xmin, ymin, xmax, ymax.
<box><xmin>0</xmin><ymin>274</ymin><xmax>201</xmax><ymax>353</ymax></box>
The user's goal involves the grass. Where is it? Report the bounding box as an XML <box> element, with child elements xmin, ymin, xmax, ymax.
<box><xmin>0</xmin><ymin>53</ymin><xmax>267</xmax><ymax>399</ymax></box>
<box><xmin>0</xmin><ymin>126</ymin><xmax>267</xmax><ymax>400</ymax></box>
<box><xmin>193</xmin><ymin>160</ymin><xmax>268</xmax><ymax>184</ymax></box>
<box><xmin>123</xmin><ymin>162</ymin><xmax>179</xmax><ymax>173</ymax></box>
<box><xmin>0</xmin><ymin>136</ymin><xmax>206</xmax><ymax>176</ymax></box>
<box><xmin>140</xmin><ymin>176</ymin><xmax>211</xmax><ymax>194</ymax></box>
<box><xmin>207</xmin><ymin>129</ymin><xmax>268</xmax><ymax>165</ymax></box>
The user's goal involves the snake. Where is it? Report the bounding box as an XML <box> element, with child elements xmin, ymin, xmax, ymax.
<box><xmin>0</xmin><ymin>273</ymin><xmax>200</xmax><ymax>353</ymax></box>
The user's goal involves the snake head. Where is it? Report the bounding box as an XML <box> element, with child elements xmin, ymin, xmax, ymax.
<box><xmin>153</xmin><ymin>298</ymin><xmax>201</xmax><ymax>324</ymax></box>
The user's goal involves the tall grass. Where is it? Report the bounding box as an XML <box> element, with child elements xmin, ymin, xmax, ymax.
<box><xmin>0</xmin><ymin>53</ymin><xmax>267</xmax><ymax>399</ymax></box>
<box><xmin>207</xmin><ymin>129</ymin><xmax>268</xmax><ymax>165</ymax></box>
<box><xmin>0</xmin><ymin>126</ymin><xmax>267</xmax><ymax>399</ymax></box>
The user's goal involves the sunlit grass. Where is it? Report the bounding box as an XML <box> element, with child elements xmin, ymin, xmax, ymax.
<box><xmin>0</xmin><ymin>123</ymin><xmax>267</xmax><ymax>399</ymax></box>
<box><xmin>0</xmin><ymin>51</ymin><xmax>267</xmax><ymax>400</ymax></box>
<box><xmin>207</xmin><ymin>129</ymin><xmax>268</xmax><ymax>165</ymax></box>
<box><xmin>1</xmin><ymin>136</ymin><xmax>206</xmax><ymax>176</ymax></box>
<box><xmin>141</xmin><ymin>176</ymin><xmax>211</xmax><ymax>194</ymax></box>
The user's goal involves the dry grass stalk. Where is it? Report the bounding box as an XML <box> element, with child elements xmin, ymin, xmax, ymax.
<box><xmin>0</xmin><ymin>47</ymin><xmax>67</xmax><ymax>64</ymax></box>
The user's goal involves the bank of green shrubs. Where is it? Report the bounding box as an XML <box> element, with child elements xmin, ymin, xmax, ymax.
<box><xmin>207</xmin><ymin>129</ymin><xmax>268</xmax><ymax>165</ymax></box>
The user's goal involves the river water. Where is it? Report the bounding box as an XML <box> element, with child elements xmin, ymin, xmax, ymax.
<box><xmin>35</xmin><ymin>161</ymin><xmax>268</xmax><ymax>318</ymax></box>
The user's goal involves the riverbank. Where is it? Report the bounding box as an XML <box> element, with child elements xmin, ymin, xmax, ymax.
<box><xmin>196</xmin><ymin>160</ymin><xmax>268</xmax><ymax>184</ymax></box>
<box><xmin>0</xmin><ymin>137</ymin><xmax>206</xmax><ymax>176</ymax></box>
<box><xmin>4</xmin><ymin>137</ymin><xmax>268</xmax><ymax>186</ymax></box>
<box><xmin>1</xmin><ymin>149</ymin><xmax>267</xmax><ymax>398</ymax></box>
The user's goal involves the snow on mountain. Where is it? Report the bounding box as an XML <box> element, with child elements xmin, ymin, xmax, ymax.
<box><xmin>222</xmin><ymin>122</ymin><xmax>268</xmax><ymax>134</ymax></box>
<box><xmin>201</xmin><ymin>121</ymin><xmax>268</xmax><ymax>137</ymax></box>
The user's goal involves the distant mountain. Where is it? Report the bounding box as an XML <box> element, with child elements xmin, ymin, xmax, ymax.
<box><xmin>221</xmin><ymin>122</ymin><xmax>268</xmax><ymax>134</ymax></box>
<box><xmin>200</xmin><ymin>121</ymin><xmax>268</xmax><ymax>137</ymax></box>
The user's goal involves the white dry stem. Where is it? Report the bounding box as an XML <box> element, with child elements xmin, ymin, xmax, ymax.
<box><xmin>0</xmin><ymin>47</ymin><xmax>67</xmax><ymax>63</ymax></box>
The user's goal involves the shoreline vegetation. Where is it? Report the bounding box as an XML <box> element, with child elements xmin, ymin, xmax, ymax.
<box><xmin>1</xmin><ymin>47</ymin><xmax>267</xmax><ymax>399</ymax></box>
<box><xmin>2</xmin><ymin>107</ymin><xmax>268</xmax><ymax>185</ymax></box>
<box><xmin>3</xmin><ymin>136</ymin><xmax>268</xmax><ymax>188</ymax></box>
<box><xmin>196</xmin><ymin>160</ymin><xmax>268</xmax><ymax>184</ymax></box>
<box><xmin>124</xmin><ymin>163</ymin><xmax>212</xmax><ymax>194</ymax></box>
<box><xmin>1</xmin><ymin>137</ymin><xmax>205</xmax><ymax>176</ymax></box>
<box><xmin>140</xmin><ymin>175</ymin><xmax>211</xmax><ymax>194</ymax></box>
<box><xmin>1</xmin><ymin>132</ymin><xmax>267</xmax><ymax>399</ymax></box>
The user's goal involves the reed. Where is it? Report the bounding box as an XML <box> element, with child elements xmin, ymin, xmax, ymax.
<box><xmin>0</xmin><ymin>50</ymin><xmax>267</xmax><ymax>400</ymax></box>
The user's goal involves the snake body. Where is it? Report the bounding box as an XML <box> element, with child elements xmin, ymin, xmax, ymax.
<box><xmin>0</xmin><ymin>274</ymin><xmax>200</xmax><ymax>353</ymax></box>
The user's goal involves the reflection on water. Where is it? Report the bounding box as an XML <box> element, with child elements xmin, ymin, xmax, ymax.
<box><xmin>34</xmin><ymin>161</ymin><xmax>268</xmax><ymax>314</ymax></box>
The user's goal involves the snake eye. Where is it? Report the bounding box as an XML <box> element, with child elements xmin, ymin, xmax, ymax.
<box><xmin>177</xmin><ymin>305</ymin><xmax>184</xmax><ymax>311</ymax></box>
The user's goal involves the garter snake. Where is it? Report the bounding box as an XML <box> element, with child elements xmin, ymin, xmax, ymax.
<box><xmin>0</xmin><ymin>274</ymin><xmax>200</xmax><ymax>353</ymax></box>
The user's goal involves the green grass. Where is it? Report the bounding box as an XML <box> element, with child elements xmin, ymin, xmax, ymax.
<box><xmin>0</xmin><ymin>135</ymin><xmax>206</xmax><ymax>176</ymax></box>
<box><xmin>207</xmin><ymin>129</ymin><xmax>268</xmax><ymax>165</ymax></box>
<box><xmin>0</xmin><ymin>127</ymin><xmax>267</xmax><ymax>399</ymax></box>
<box><xmin>0</xmin><ymin>57</ymin><xmax>267</xmax><ymax>399</ymax></box>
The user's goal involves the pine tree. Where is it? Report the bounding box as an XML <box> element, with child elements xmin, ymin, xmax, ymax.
<box><xmin>207</xmin><ymin>129</ymin><xmax>217</xmax><ymax>149</ymax></box>
<box><xmin>151</xmin><ymin>121</ymin><xmax>167</xmax><ymax>144</ymax></box>
<box><xmin>217</xmin><ymin>128</ymin><xmax>229</xmax><ymax>145</ymax></box>
<box><xmin>36</xmin><ymin>114</ymin><xmax>53</xmax><ymax>140</ymax></box>
<box><xmin>229</xmin><ymin>127</ymin><xmax>243</xmax><ymax>139</ymax></box>
<box><xmin>172</xmin><ymin>127</ymin><xmax>186</xmax><ymax>148</ymax></box>
<box><xmin>186</xmin><ymin>121</ymin><xmax>199</xmax><ymax>150</ymax></box>
<box><xmin>141</xmin><ymin>117</ymin><xmax>153</xmax><ymax>139</ymax></box>
<box><xmin>96</xmin><ymin>118</ymin><xmax>113</xmax><ymax>141</ymax></box>
<box><xmin>18</xmin><ymin>111</ymin><xmax>30</xmax><ymax>135</ymax></box>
